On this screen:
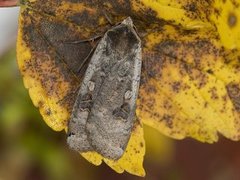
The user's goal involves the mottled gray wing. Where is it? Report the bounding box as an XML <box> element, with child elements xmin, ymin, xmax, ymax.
<box><xmin>67</xmin><ymin>17</ymin><xmax>142</xmax><ymax>160</ymax></box>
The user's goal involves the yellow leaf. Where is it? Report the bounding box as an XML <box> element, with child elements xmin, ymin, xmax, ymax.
<box><xmin>17</xmin><ymin>8</ymin><xmax>80</xmax><ymax>131</ymax></box>
<box><xmin>17</xmin><ymin>0</ymin><xmax>145</xmax><ymax>176</ymax></box>
<box><xmin>137</xmin><ymin>22</ymin><xmax>240</xmax><ymax>142</ymax></box>
<box><xmin>135</xmin><ymin>0</ymin><xmax>213</xmax><ymax>29</ymax></box>
<box><xmin>104</xmin><ymin>119</ymin><xmax>145</xmax><ymax>176</ymax></box>
<box><xmin>210</xmin><ymin>0</ymin><xmax>240</xmax><ymax>49</ymax></box>
<box><xmin>17</xmin><ymin>0</ymin><xmax>240</xmax><ymax>176</ymax></box>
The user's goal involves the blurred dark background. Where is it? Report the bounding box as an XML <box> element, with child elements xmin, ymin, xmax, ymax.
<box><xmin>1</xmin><ymin>7</ymin><xmax>240</xmax><ymax>180</ymax></box>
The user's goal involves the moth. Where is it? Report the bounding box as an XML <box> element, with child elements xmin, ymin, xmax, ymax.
<box><xmin>67</xmin><ymin>17</ymin><xmax>142</xmax><ymax>160</ymax></box>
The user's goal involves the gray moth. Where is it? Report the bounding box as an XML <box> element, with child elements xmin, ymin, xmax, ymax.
<box><xmin>67</xmin><ymin>17</ymin><xmax>142</xmax><ymax>160</ymax></box>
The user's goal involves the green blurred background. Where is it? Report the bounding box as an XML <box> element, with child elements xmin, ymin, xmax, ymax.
<box><xmin>1</xmin><ymin>8</ymin><xmax>240</xmax><ymax>180</ymax></box>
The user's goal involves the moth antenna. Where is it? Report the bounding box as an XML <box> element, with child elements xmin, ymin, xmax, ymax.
<box><xmin>77</xmin><ymin>46</ymin><xmax>96</xmax><ymax>73</ymax></box>
<box><xmin>64</xmin><ymin>35</ymin><xmax>102</xmax><ymax>44</ymax></box>
<box><xmin>102</xmin><ymin>10</ymin><xmax>114</xmax><ymax>26</ymax></box>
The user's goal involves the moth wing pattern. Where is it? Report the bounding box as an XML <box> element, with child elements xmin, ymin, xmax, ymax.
<box><xmin>67</xmin><ymin>17</ymin><xmax>142</xmax><ymax>160</ymax></box>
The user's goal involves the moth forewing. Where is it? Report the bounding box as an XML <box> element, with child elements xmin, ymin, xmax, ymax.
<box><xmin>67</xmin><ymin>17</ymin><xmax>142</xmax><ymax>160</ymax></box>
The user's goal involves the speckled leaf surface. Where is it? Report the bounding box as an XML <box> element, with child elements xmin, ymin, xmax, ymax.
<box><xmin>17</xmin><ymin>0</ymin><xmax>240</xmax><ymax>176</ymax></box>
